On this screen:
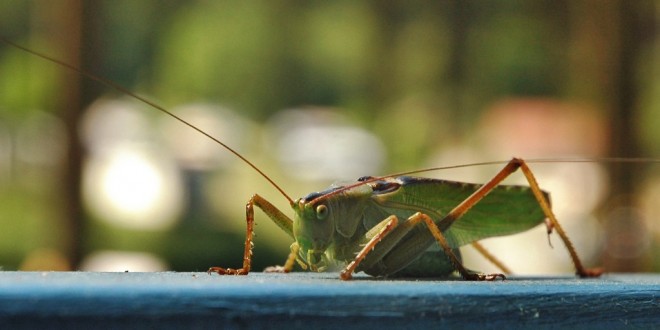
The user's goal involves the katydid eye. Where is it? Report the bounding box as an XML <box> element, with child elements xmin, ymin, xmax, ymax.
<box><xmin>316</xmin><ymin>204</ymin><xmax>329</xmax><ymax>219</ymax></box>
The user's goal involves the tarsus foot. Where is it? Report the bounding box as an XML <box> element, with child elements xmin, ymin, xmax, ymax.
<box><xmin>578</xmin><ymin>267</ymin><xmax>604</xmax><ymax>278</ymax></box>
<box><xmin>207</xmin><ymin>267</ymin><xmax>248</xmax><ymax>275</ymax></box>
<box><xmin>463</xmin><ymin>272</ymin><xmax>506</xmax><ymax>281</ymax></box>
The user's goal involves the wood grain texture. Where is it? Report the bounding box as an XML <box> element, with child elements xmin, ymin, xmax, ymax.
<box><xmin>0</xmin><ymin>272</ymin><xmax>657</xmax><ymax>329</ymax></box>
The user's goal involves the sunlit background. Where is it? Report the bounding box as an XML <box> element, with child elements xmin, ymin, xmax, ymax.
<box><xmin>0</xmin><ymin>0</ymin><xmax>658</xmax><ymax>275</ymax></box>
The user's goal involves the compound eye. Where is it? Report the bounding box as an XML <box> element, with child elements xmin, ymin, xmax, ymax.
<box><xmin>316</xmin><ymin>204</ymin><xmax>329</xmax><ymax>220</ymax></box>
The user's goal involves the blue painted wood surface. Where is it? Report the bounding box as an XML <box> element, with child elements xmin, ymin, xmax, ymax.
<box><xmin>0</xmin><ymin>271</ymin><xmax>658</xmax><ymax>329</ymax></box>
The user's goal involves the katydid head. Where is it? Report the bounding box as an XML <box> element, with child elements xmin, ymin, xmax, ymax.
<box><xmin>291</xmin><ymin>198</ymin><xmax>334</xmax><ymax>271</ymax></box>
<box><xmin>291</xmin><ymin>183</ymin><xmax>373</xmax><ymax>271</ymax></box>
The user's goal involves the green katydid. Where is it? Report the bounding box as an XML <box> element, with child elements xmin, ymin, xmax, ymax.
<box><xmin>4</xmin><ymin>38</ymin><xmax>619</xmax><ymax>281</ymax></box>
<box><xmin>207</xmin><ymin>158</ymin><xmax>605</xmax><ymax>281</ymax></box>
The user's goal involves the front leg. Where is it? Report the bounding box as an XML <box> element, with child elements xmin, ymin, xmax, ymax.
<box><xmin>340</xmin><ymin>215</ymin><xmax>399</xmax><ymax>280</ymax></box>
<box><xmin>208</xmin><ymin>194</ymin><xmax>294</xmax><ymax>276</ymax></box>
<box><xmin>263</xmin><ymin>242</ymin><xmax>302</xmax><ymax>273</ymax></box>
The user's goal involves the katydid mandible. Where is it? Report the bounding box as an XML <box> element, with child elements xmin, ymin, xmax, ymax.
<box><xmin>4</xmin><ymin>38</ymin><xmax>609</xmax><ymax>281</ymax></box>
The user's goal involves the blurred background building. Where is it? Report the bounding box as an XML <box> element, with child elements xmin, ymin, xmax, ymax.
<box><xmin>0</xmin><ymin>0</ymin><xmax>658</xmax><ymax>274</ymax></box>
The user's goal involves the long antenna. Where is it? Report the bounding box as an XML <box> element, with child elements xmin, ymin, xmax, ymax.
<box><xmin>1</xmin><ymin>37</ymin><xmax>294</xmax><ymax>206</ymax></box>
<box><xmin>391</xmin><ymin>157</ymin><xmax>660</xmax><ymax>177</ymax></box>
<box><xmin>312</xmin><ymin>157</ymin><xmax>660</xmax><ymax>204</ymax></box>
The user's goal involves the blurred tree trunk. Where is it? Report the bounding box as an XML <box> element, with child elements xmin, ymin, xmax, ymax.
<box><xmin>603</xmin><ymin>0</ymin><xmax>655</xmax><ymax>272</ymax></box>
<box><xmin>368</xmin><ymin>0</ymin><xmax>402</xmax><ymax>112</ymax></box>
<box><xmin>569</xmin><ymin>0</ymin><xmax>655</xmax><ymax>272</ymax></box>
<box><xmin>445</xmin><ymin>0</ymin><xmax>470</xmax><ymax>138</ymax></box>
<box><xmin>49</xmin><ymin>0</ymin><xmax>103</xmax><ymax>269</ymax></box>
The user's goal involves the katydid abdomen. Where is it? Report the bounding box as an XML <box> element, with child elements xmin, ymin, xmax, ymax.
<box><xmin>362</xmin><ymin>176</ymin><xmax>548</xmax><ymax>276</ymax></box>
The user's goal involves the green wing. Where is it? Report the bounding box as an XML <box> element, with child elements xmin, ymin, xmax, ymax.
<box><xmin>366</xmin><ymin>176</ymin><xmax>548</xmax><ymax>248</ymax></box>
